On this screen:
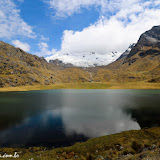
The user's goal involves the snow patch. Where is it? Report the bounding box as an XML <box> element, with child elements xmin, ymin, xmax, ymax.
<box><xmin>46</xmin><ymin>51</ymin><xmax>122</xmax><ymax>67</ymax></box>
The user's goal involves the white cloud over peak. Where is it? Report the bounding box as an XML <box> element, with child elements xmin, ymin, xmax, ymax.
<box><xmin>46</xmin><ymin>0</ymin><xmax>160</xmax><ymax>67</ymax></box>
<box><xmin>0</xmin><ymin>0</ymin><xmax>35</xmax><ymax>39</ymax></box>
<box><xmin>12</xmin><ymin>40</ymin><xmax>30</xmax><ymax>52</ymax></box>
<box><xmin>60</xmin><ymin>7</ymin><xmax>160</xmax><ymax>55</ymax></box>
<box><xmin>36</xmin><ymin>42</ymin><xmax>57</xmax><ymax>56</ymax></box>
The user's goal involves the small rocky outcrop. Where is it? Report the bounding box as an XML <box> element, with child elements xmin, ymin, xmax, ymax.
<box><xmin>49</xmin><ymin>59</ymin><xmax>74</xmax><ymax>68</ymax></box>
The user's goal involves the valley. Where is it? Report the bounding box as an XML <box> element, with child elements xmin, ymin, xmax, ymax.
<box><xmin>0</xmin><ymin>26</ymin><xmax>160</xmax><ymax>89</ymax></box>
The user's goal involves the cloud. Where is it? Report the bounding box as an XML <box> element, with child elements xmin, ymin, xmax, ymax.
<box><xmin>12</xmin><ymin>40</ymin><xmax>30</xmax><ymax>52</ymax></box>
<box><xmin>60</xmin><ymin>9</ymin><xmax>160</xmax><ymax>55</ymax></box>
<box><xmin>46</xmin><ymin>0</ymin><xmax>160</xmax><ymax>61</ymax></box>
<box><xmin>43</xmin><ymin>0</ymin><xmax>97</xmax><ymax>17</ymax></box>
<box><xmin>43</xmin><ymin>0</ymin><xmax>157</xmax><ymax>18</ymax></box>
<box><xmin>56</xmin><ymin>91</ymin><xmax>140</xmax><ymax>138</ymax></box>
<box><xmin>62</xmin><ymin>106</ymin><xmax>140</xmax><ymax>138</ymax></box>
<box><xmin>36</xmin><ymin>42</ymin><xmax>56</xmax><ymax>56</ymax></box>
<box><xmin>39</xmin><ymin>35</ymin><xmax>49</xmax><ymax>41</ymax></box>
<box><xmin>154</xmin><ymin>0</ymin><xmax>160</xmax><ymax>5</ymax></box>
<box><xmin>0</xmin><ymin>0</ymin><xmax>35</xmax><ymax>39</ymax></box>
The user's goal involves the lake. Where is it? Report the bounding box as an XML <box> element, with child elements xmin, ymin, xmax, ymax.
<box><xmin>0</xmin><ymin>89</ymin><xmax>160</xmax><ymax>148</ymax></box>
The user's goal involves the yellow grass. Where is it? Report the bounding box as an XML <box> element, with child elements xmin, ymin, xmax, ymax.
<box><xmin>0</xmin><ymin>82</ymin><xmax>160</xmax><ymax>92</ymax></box>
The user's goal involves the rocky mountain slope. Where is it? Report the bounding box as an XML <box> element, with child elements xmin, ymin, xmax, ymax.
<box><xmin>93</xmin><ymin>25</ymin><xmax>160</xmax><ymax>83</ymax></box>
<box><xmin>128</xmin><ymin>26</ymin><xmax>160</xmax><ymax>58</ymax></box>
<box><xmin>0</xmin><ymin>25</ymin><xmax>160</xmax><ymax>88</ymax></box>
<box><xmin>0</xmin><ymin>41</ymin><xmax>93</xmax><ymax>87</ymax></box>
<box><xmin>49</xmin><ymin>59</ymin><xmax>74</xmax><ymax>67</ymax></box>
<box><xmin>116</xmin><ymin>43</ymin><xmax>135</xmax><ymax>61</ymax></box>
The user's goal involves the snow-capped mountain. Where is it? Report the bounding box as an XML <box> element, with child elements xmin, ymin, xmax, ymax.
<box><xmin>46</xmin><ymin>51</ymin><xmax>122</xmax><ymax>67</ymax></box>
<box><xmin>116</xmin><ymin>43</ymin><xmax>136</xmax><ymax>61</ymax></box>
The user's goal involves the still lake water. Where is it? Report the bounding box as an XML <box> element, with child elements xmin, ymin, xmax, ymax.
<box><xmin>0</xmin><ymin>89</ymin><xmax>160</xmax><ymax>148</ymax></box>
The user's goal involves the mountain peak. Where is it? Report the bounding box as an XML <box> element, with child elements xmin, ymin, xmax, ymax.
<box><xmin>127</xmin><ymin>26</ymin><xmax>160</xmax><ymax>58</ymax></box>
<box><xmin>46</xmin><ymin>51</ymin><xmax>122</xmax><ymax>68</ymax></box>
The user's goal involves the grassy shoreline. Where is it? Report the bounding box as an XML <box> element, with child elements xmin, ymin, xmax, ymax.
<box><xmin>0</xmin><ymin>127</ymin><xmax>160</xmax><ymax>159</ymax></box>
<box><xmin>0</xmin><ymin>82</ymin><xmax>160</xmax><ymax>92</ymax></box>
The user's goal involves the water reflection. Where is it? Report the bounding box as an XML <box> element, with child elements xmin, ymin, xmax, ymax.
<box><xmin>0</xmin><ymin>90</ymin><xmax>159</xmax><ymax>147</ymax></box>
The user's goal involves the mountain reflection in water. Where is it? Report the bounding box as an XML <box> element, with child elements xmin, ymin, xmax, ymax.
<box><xmin>0</xmin><ymin>89</ymin><xmax>159</xmax><ymax>147</ymax></box>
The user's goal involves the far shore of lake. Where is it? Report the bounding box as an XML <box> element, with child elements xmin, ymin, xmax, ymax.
<box><xmin>0</xmin><ymin>82</ymin><xmax>160</xmax><ymax>92</ymax></box>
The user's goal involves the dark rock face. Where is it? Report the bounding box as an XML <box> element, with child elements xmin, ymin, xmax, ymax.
<box><xmin>117</xmin><ymin>43</ymin><xmax>135</xmax><ymax>60</ymax></box>
<box><xmin>127</xmin><ymin>26</ymin><xmax>160</xmax><ymax>58</ymax></box>
<box><xmin>49</xmin><ymin>59</ymin><xmax>74</xmax><ymax>68</ymax></box>
<box><xmin>153</xmin><ymin>42</ymin><xmax>160</xmax><ymax>48</ymax></box>
<box><xmin>139</xmin><ymin>49</ymin><xmax>160</xmax><ymax>57</ymax></box>
<box><xmin>148</xmin><ymin>77</ymin><xmax>160</xmax><ymax>83</ymax></box>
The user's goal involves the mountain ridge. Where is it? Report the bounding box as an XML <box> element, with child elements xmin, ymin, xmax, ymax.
<box><xmin>116</xmin><ymin>43</ymin><xmax>135</xmax><ymax>61</ymax></box>
<box><xmin>0</xmin><ymin>41</ymin><xmax>93</xmax><ymax>87</ymax></box>
<box><xmin>127</xmin><ymin>25</ymin><xmax>160</xmax><ymax>58</ymax></box>
<box><xmin>0</xmin><ymin>25</ymin><xmax>160</xmax><ymax>88</ymax></box>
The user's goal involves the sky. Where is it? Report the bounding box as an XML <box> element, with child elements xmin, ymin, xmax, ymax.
<box><xmin>0</xmin><ymin>0</ymin><xmax>160</xmax><ymax>58</ymax></box>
